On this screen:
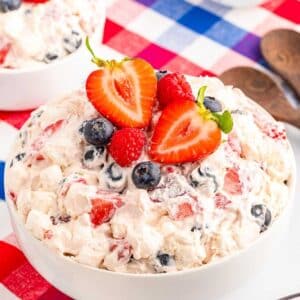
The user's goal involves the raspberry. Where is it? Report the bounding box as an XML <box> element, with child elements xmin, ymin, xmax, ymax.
<box><xmin>157</xmin><ymin>73</ymin><xmax>195</xmax><ymax>108</ymax></box>
<box><xmin>108</xmin><ymin>128</ymin><xmax>146</xmax><ymax>167</ymax></box>
<box><xmin>90</xmin><ymin>198</ymin><xmax>115</xmax><ymax>226</ymax></box>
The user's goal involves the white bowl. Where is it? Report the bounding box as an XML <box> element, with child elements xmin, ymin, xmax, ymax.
<box><xmin>210</xmin><ymin>0</ymin><xmax>267</xmax><ymax>7</ymax></box>
<box><xmin>0</xmin><ymin>24</ymin><xmax>104</xmax><ymax>111</ymax></box>
<box><xmin>4</xmin><ymin>144</ymin><xmax>296</xmax><ymax>300</ymax></box>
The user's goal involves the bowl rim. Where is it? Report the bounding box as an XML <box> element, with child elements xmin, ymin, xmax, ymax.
<box><xmin>3</xmin><ymin>84</ymin><xmax>297</xmax><ymax>279</ymax></box>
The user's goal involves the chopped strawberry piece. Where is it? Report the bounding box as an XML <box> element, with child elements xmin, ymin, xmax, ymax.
<box><xmin>9</xmin><ymin>191</ymin><xmax>17</xmax><ymax>203</ymax></box>
<box><xmin>215</xmin><ymin>193</ymin><xmax>232</xmax><ymax>209</ymax></box>
<box><xmin>43</xmin><ymin>230</ymin><xmax>53</xmax><ymax>239</ymax></box>
<box><xmin>109</xmin><ymin>240</ymin><xmax>132</xmax><ymax>262</ymax></box>
<box><xmin>23</xmin><ymin>0</ymin><xmax>49</xmax><ymax>3</ymax></box>
<box><xmin>254</xmin><ymin>115</ymin><xmax>287</xmax><ymax>141</ymax></box>
<box><xmin>174</xmin><ymin>202</ymin><xmax>194</xmax><ymax>220</ymax></box>
<box><xmin>108</xmin><ymin>128</ymin><xmax>145</xmax><ymax>167</ymax></box>
<box><xmin>227</xmin><ymin>132</ymin><xmax>242</xmax><ymax>157</ymax></box>
<box><xmin>157</xmin><ymin>73</ymin><xmax>195</xmax><ymax>108</ymax></box>
<box><xmin>31</xmin><ymin>119</ymin><xmax>64</xmax><ymax>151</ymax></box>
<box><xmin>149</xmin><ymin>100</ymin><xmax>221</xmax><ymax>163</ymax></box>
<box><xmin>0</xmin><ymin>43</ymin><xmax>11</xmax><ymax>65</ymax></box>
<box><xmin>223</xmin><ymin>168</ymin><xmax>242</xmax><ymax>195</ymax></box>
<box><xmin>86</xmin><ymin>58</ymin><xmax>157</xmax><ymax>128</ymax></box>
<box><xmin>90</xmin><ymin>198</ymin><xmax>116</xmax><ymax>226</ymax></box>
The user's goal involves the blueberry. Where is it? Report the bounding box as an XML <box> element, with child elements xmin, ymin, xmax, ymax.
<box><xmin>157</xmin><ymin>252</ymin><xmax>170</xmax><ymax>266</ymax></box>
<box><xmin>0</xmin><ymin>0</ymin><xmax>21</xmax><ymax>13</ymax></box>
<box><xmin>83</xmin><ymin>145</ymin><xmax>106</xmax><ymax>169</ymax></box>
<box><xmin>191</xmin><ymin>225</ymin><xmax>202</xmax><ymax>232</ymax></box>
<box><xmin>63</xmin><ymin>31</ymin><xmax>82</xmax><ymax>54</ymax></box>
<box><xmin>156</xmin><ymin>70</ymin><xmax>168</xmax><ymax>81</ymax></box>
<box><xmin>10</xmin><ymin>152</ymin><xmax>26</xmax><ymax>168</ymax></box>
<box><xmin>44</xmin><ymin>53</ymin><xmax>59</xmax><ymax>64</ymax></box>
<box><xmin>189</xmin><ymin>166</ymin><xmax>218</xmax><ymax>194</ymax></box>
<box><xmin>132</xmin><ymin>161</ymin><xmax>161</xmax><ymax>190</ymax></box>
<box><xmin>203</xmin><ymin>96</ymin><xmax>222</xmax><ymax>113</ymax></box>
<box><xmin>251</xmin><ymin>204</ymin><xmax>272</xmax><ymax>232</ymax></box>
<box><xmin>106</xmin><ymin>163</ymin><xmax>123</xmax><ymax>181</ymax></box>
<box><xmin>83</xmin><ymin>118</ymin><xmax>114</xmax><ymax>146</ymax></box>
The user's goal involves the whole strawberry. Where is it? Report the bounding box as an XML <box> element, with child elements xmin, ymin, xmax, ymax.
<box><xmin>108</xmin><ymin>128</ymin><xmax>145</xmax><ymax>167</ymax></box>
<box><xmin>157</xmin><ymin>72</ymin><xmax>195</xmax><ymax>108</ymax></box>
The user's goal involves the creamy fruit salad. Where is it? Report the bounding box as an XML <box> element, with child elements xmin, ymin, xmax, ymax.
<box><xmin>0</xmin><ymin>0</ymin><xmax>104</xmax><ymax>68</ymax></box>
<box><xmin>6</xmin><ymin>50</ymin><xmax>293</xmax><ymax>273</ymax></box>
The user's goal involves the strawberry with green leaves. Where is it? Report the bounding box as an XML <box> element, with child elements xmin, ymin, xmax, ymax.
<box><xmin>85</xmin><ymin>38</ymin><xmax>157</xmax><ymax>128</ymax></box>
<box><xmin>150</xmin><ymin>86</ymin><xmax>233</xmax><ymax>164</ymax></box>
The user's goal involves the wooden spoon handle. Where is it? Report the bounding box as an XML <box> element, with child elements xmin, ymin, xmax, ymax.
<box><xmin>261</xmin><ymin>29</ymin><xmax>300</xmax><ymax>99</ymax></box>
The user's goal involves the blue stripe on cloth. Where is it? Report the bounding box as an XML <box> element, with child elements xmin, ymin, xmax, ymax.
<box><xmin>0</xmin><ymin>161</ymin><xmax>5</xmax><ymax>200</ymax></box>
<box><xmin>178</xmin><ymin>6</ymin><xmax>220</xmax><ymax>34</ymax></box>
<box><xmin>151</xmin><ymin>0</ymin><xmax>193</xmax><ymax>20</ymax></box>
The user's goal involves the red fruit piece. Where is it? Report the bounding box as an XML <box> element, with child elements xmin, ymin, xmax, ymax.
<box><xmin>31</xmin><ymin>119</ymin><xmax>64</xmax><ymax>151</ymax></box>
<box><xmin>0</xmin><ymin>43</ymin><xmax>11</xmax><ymax>65</ymax></box>
<box><xmin>223</xmin><ymin>168</ymin><xmax>242</xmax><ymax>195</ymax></box>
<box><xmin>174</xmin><ymin>202</ymin><xmax>194</xmax><ymax>220</ymax></box>
<box><xmin>90</xmin><ymin>198</ymin><xmax>115</xmax><ymax>226</ymax></box>
<box><xmin>109</xmin><ymin>240</ymin><xmax>132</xmax><ymax>262</ymax></box>
<box><xmin>254</xmin><ymin>115</ymin><xmax>287</xmax><ymax>141</ymax></box>
<box><xmin>157</xmin><ymin>73</ymin><xmax>194</xmax><ymax>108</ymax></box>
<box><xmin>108</xmin><ymin>128</ymin><xmax>145</xmax><ymax>167</ymax></box>
<box><xmin>23</xmin><ymin>0</ymin><xmax>49</xmax><ymax>3</ymax></box>
<box><xmin>149</xmin><ymin>100</ymin><xmax>221</xmax><ymax>164</ymax></box>
<box><xmin>86</xmin><ymin>58</ymin><xmax>157</xmax><ymax>128</ymax></box>
<box><xmin>227</xmin><ymin>132</ymin><xmax>242</xmax><ymax>157</ymax></box>
<box><xmin>215</xmin><ymin>193</ymin><xmax>232</xmax><ymax>209</ymax></box>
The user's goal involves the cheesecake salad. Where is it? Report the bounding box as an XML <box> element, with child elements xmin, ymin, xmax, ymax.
<box><xmin>0</xmin><ymin>0</ymin><xmax>105</xmax><ymax>69</ymax></box>
<box><xmin>6</xmin><ymin>54</ymin><xmax>294</xmax><ymax>273</ymax></box>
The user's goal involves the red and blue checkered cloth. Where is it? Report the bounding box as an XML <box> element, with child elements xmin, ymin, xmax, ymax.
<box><xmin>0</xmin><ymin>0</ymin><xmax>298</xmax><ymax>298</ymax></box>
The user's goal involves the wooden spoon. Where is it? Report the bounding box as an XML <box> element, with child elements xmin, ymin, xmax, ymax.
<box><xmin>219</xmin><ymin>66</ymin><xmax>300</xmax><ymax>129</ymax></box>
<box><xmin>261</xmin><ymin>29</ymin><xmax>300</xmax><ymax>99</ymax></box>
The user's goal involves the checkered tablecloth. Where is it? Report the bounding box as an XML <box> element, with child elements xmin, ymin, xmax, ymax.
<box><xmin>0</xmin><ymin>0</ymin><xmax>298</xmax><ymax>299</ymax></box>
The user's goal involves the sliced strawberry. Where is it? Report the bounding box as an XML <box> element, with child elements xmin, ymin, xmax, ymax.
<box><xmin>31</xmin><ymin>119</ymin><xmax>64</xmax><ymax>151</ymax></box>
<box><xmin>0</xmin><ymin>43</ymin><xmax>11</xmax><ymax>65</ymax></box>
<box><xmin>90</xmin><ymin>198</ymin><xmax>116</xmax><ymax>226</ymax></box>
<box><xmin>223</xmin><ymin>168</ymin><xmax>242</xmax><ymax>195</ymax></box>
<box><xmin>149</xmin><ymin>100</ymin><xmax>221</xmax><ymax>163</ymax></box>
<box><xmin>215</xmin><ymin>193</ymin><xmax>232</xmax><ymax>209</ymax></box>
<box><xmin>174</xmin><ymin>202</ymin><xmax>194</xmax><ymax>220</ymax></box>
<box><xmin>86</xmin><ymin>58</ymin><xmax>157</xmax><ymax>128</ymax></box>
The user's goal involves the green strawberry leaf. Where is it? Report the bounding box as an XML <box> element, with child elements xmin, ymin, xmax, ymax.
<box><xmin>212</xmin><ymin>110</ymin><xmax>233</xmax><ymax>134</ymax></box>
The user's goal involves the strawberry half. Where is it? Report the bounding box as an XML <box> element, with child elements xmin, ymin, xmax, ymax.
<box><xmin>149</xmin><ymin>100</ymin><xmax>222</xmax><ymax>163</ymax></box>
<box><xmin>85</xmin><ymin>39</ymin><xmax>157</xmax><ymax>128</ymax></box>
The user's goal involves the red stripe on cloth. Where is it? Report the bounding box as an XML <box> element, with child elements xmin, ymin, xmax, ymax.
<box><xmin>261</xmin><ymin>0</ymin><xmax>286</xmax><ymax>11</ymax></box>
<box><xmin>0</xmin><ymin>241</ymin><xmax>27</xmax><ymax>280</ymax></box>
<box><xmin>106</xmin><ymin>27</ymin><xmax>151</xmax><ymax>57</ymax></box>
<box><xmin>2</xmin><ymin>262</ymin><xmax>51</xmax><ymax>300</ymax></box>
<box><xmin>137</xmin><ymin>43</ymin><xmax>177</xmax><ymax>69</ymax></box>
<box><xmin>39</xmin><ymin>286</ymin><xmax>71</xmax><ymax>300</ymax></box>
<box><xmin>273</xmin><ymin>0</ymin><xmax>300</xmax><ymax>23</ymax></box>
<box><xmin>0</xmin><ymin>110</ymin><xmax>32</xmax><ymax>129</ymax></box>
<box><xmin>164</xmin><ymin>55</ymin><xmax>216</xmax><ymax>77</ymax></box>
<box><xmin>103</xmin><ymin>19</ymin><xmax>124</xmax><ymax>44</ymax></box>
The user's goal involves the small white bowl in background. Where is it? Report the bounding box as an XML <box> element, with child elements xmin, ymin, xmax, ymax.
<box><xmin>0</xmin><ymin>16</ymin><xmax>105</xmax><ymax>111</ymax></box>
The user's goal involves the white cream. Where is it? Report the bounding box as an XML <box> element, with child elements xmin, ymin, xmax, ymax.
<box><xmin>6</xmin><ymin>77</ymin><xmax>293</xmax><ymax>273</ymax></box>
